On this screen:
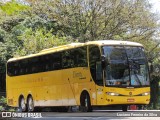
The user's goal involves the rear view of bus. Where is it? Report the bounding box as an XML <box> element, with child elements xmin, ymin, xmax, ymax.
<box><xmin>98</xmin><ymin>41</ymin><xmax>150</xmax><ymax>111</ymax></box>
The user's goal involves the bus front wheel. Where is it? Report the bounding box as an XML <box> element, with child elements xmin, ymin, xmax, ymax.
<box><xmin>19</xmin><ymin>97</ymin><xmax>27</xmax><ymax>112</ymax></box>
<box><xmin>27</xmin><ymin>96</ymin><xmax>34</xmax><ymax>112</ymax></box>
<box><xmin>80</xmin><ymin>92</ymin><xmax>92</xmax><ymax>112</ymax></box>
<box><xmin>122</xmin><ymin>105</ymin><xmax>128</xmax><ymax>112</ymax></box>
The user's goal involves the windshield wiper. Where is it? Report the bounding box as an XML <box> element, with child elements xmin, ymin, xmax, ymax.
<box><xmin>129</xmin><ymin>59</ymin><xmax>142</xmax><ymax>86</ymax></box>
<box><xmin>133</xmin><ymin>71</ymin><xmax>142</xmax><ymax>86</ymax></box>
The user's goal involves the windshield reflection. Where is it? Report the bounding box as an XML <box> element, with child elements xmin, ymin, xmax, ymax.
<box><xmin>103</xmin><ymin>46</ymin><xmax>149</xmax><ymax>87</ymax></box>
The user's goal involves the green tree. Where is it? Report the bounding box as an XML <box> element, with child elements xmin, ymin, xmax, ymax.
<box><xmin>27</xmin><ymin>0</ymin><xmax>160</xmax><ymax>62</ymax></box>
<box><xmin>45</xmin><ymin>0</ymin><xmax>158</xmax><ymax>42</ymax></box>
<box><xmin>0</xmin><ymin>0</ymin><xmax>28</xmax><ymax>15</ymax></box>
<box><xmin>0</xmin><ymin>0</ymin><xmax>29</xmax><ymax>32</ymax></box>
<box><xmin>15</xmin><ymin>28</ymin><xmax>73</xmax><ymax>56</ymax></box>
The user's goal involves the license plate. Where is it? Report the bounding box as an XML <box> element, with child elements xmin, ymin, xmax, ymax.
<box><xmin>127</xmin><ymin>98</ymin><xmax>135</xmax><ymax>102</ymax></box>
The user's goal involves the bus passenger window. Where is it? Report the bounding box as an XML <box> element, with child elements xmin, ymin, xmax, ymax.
<box><xmin>62</xmin><ymin>51</ymin><xmax>74</xmax><ymax>68</ymax></box>
<box><xmin>70</xmin><ymin>46</ymin><xmax>87</xmax><ymax>67</ymax></box>
<box><xmin>45</xmin><ymin>64</ymin><xmax>50</xmax><ymax>71</ymax></box>
<box><xmin>14</xmin><ymin>63</ymin><xmax>19</xmax><ymax>75</ymax></box>
<box><xmin>7</xmin><ymin>63</ymin><xmax>13</xmax><ymax>76</ymax></box>
<box><xmin>51</xmin><ymin>52</ymin><xmax>62</xmax><ymax>70</ymax></box>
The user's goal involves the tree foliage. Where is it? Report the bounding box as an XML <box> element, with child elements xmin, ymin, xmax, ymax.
<box><xmin>23</xmin><ymin>0</ymin><xmax>160</xmax><ymax>61</ymax></box>
<box><xmin>0</xmin><ymin>0</ymin><xmax>28</xmax><ymax>15</ymax></box>
<box><xmin>16</xmin><ymin>28</ymin><xmax>73</xmax><ymax>56</ymax></box>
<box><xmin>41</xmin><ymin>0</ymin><xmax>157</xmax><ymax>42</ymax></box>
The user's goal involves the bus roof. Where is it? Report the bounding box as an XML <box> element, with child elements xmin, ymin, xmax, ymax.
<box><xmin>7</xmin><ymin>40</ymin><xmax>143</xmax><ymax>62</ymax></box>
<box><xmin>86</xmin><ymin>40</ymin><xmax>143</xmax><ymax>46</ymax></box>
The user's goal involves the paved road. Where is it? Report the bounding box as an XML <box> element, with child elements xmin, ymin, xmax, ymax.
<box><xmin>1</xmin><ymin>110</ymin><xmax>160</xmax><ymax>120</ymax></box>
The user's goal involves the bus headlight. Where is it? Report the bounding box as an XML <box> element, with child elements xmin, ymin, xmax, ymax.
<box><xmin>141</xmin><ymin>92</ymin><xmax>150</xmax><ymax>96</ymax></box>
<box><xmin>106</xmin><ymin>92</ymin><xmax>119</xmax><ymax>96</ymax></box>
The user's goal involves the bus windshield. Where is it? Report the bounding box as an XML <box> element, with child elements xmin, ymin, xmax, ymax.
<box><xmin>103</xmin><ymin>46</ymin><xmax>150</xmax><ymax>87</ymax></box>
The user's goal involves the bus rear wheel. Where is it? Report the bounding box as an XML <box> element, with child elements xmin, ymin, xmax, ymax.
<box><xmin>19</xmin><ymin>97</ymin><xmax>27</xmax><ymax>112</ymax></box>
<box><xmin>80</xmin><ymin>92</ymin><xmax>92</xmax><ymax>112</ymax></box>
<box><xmin>27</xmin><ymin>96</ymin><xmax>34</xmax><ymax>112</ymax></box>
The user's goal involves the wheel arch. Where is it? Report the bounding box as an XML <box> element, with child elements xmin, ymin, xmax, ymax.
<box><xmin>26</xmin><ymin>94</ymin><xmax>34</xmax><ymax>105</ymax></box>
<box><xmin>79</xmin><ymin>90</ymin><xmax>92</xmax><ymax>112</ymax></box>
<box><xmin>80</xmin><ymin>90</ymin><xmax>91</xmax><ymax>104</ymax></box>
<box><xmin>27</xmin><ymin>93</ymin><xmax>35</xmax><ymax>112</ymax></box>
<box><xmin>27</xmin><ymin>94</ymin><xmax>33</xmax><ymax>100</ymax></box>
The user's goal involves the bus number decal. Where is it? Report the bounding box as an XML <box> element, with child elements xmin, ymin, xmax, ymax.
<box><xmin>73</xmin><ymin>71</ymin><xmax>86</xmax><ymax>80</ymax></box>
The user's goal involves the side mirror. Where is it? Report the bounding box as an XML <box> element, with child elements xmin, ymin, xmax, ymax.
<box><xmin>148</xmin><ymin>63</ymin><xmax>154</xmax><ymax>74</ymax></box>
<box><xmin>101</xmin><ymin>55</ymin><xmax>107</xmax><ymax>69</ymax></box>
<box><xmin>101</xmin><ymin>55</ymin><xmax>110</xmax><ymax>69</ymax></box>
<box><xmin>148</xmin><ymin>59</ymin><xmax>153</xmax><ymax>73</ymax></box>
<box><xmin>149</xmin><ymin>64</ymin><xmax>153</xmax><ymax>73</ymax></box>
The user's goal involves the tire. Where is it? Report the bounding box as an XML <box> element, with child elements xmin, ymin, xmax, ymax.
<box><xmin>80</xmin><ymin>92</ymin><xmax>92</xmax><ymax>112</ymax></box>
<box><xmin>27</xmin><ymin>96</ymin><xmax>34</xmax><ymax>112</ymax></box>
<box><xmin>19</xmin><ymin>97</ymin><xmax>27</xmax><ymax>112</ymax></box>
<box><xmin>122</xmin><ymin>105</ymin><xmax>128</xmax><ymax>112</ymax></box>
<box><xmin>61</xmin><ymin>107</ymin><xmax>69</xmax><ymax>112</ymax></box>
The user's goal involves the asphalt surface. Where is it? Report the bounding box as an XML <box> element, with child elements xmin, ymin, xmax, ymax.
<box><xmin>0</xmin><ymin>110</ymin><xmax>160</xmax><ymax>120</ymax></box>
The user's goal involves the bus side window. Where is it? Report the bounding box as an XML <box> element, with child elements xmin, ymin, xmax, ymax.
<box><xmin>28</xmin><ymin>58</ymin><xmax>37</xmax><ymax>74</ymax></box>
<box><xmin>39</xmin><ymin>56</ymin><xmax>45</xmax><ymax>73</ymax></box>
<box><xmin>96</xmin><ymin>61</ymin><xmax>103</xmax><ymax>85</ymax></box>
<box><xmin>19</xmin><ymin>60</ymin><xmax>26</xmax><ymax>75</ymax></box>
<box><xmin>71</xmin><ymin>46</ymin><xmax>87</xmax><ymax>67</ymax></box>
<box><xmin>14</xmin><ymin>62</ymin><xmax>19</xmax><ymax>76</ymax></box>
<box><xmin>44</xmin><ymin>54</ymin><xmax>51</xmax><ymax>71</ymax></box>
<box><xmin>89</xmin><ymin>45</ymin><xmax>102</xmax><ymax>86</ymax></box>
<box><xmin>7</xmin><ymin>62</ymin><xmax>13</xmax><ymax>76</ymax></box>
<box><xmin>62</xmin><ymin>51</ymin><xmax>74</xmax><ymax>69</ymax></box>
<box><xmin>77</xmin><ymin>47</ymin><xmax>87</xmax><ymax>67</ymax></box>
<box><xmin>51</xmin><ymin>52</ymin><xmax>62</xmax><ymax>70</ymax></box>
<box><xmin>22</xmin><ymin>60</ymin><xmax>28</xmax><ymax>75</ymax></box>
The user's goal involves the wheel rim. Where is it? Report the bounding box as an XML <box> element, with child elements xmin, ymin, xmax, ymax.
<box><xmin>84</xmin><ymin>95</ymin><xmax>88</xmax><ymax>108</ymax></box>
<box><xmin>28</xmin><ymin>97</ymin><xmax>34</xmax><ymax>111</ymax></box>
<box><xmin>20</xmin><ymin>98</ymin><xmax>26</xmax><ymax>111</ymax></box>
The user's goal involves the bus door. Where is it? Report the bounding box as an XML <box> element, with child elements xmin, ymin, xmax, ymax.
<box><xmin>95</xmin><ymin>61</ymin><xmax>104</xmax><ymax>105</ymax></box>
<box><xmin>89</xmin><ymin>45</ymin><xmax>104</xmax><ymax>105</ymax></box>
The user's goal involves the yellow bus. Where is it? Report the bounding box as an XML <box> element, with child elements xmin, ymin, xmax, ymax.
<box><xmin>6</xmin><ymin>40</ymin><xmax>150</xmax><ymax>112</ymax></box>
